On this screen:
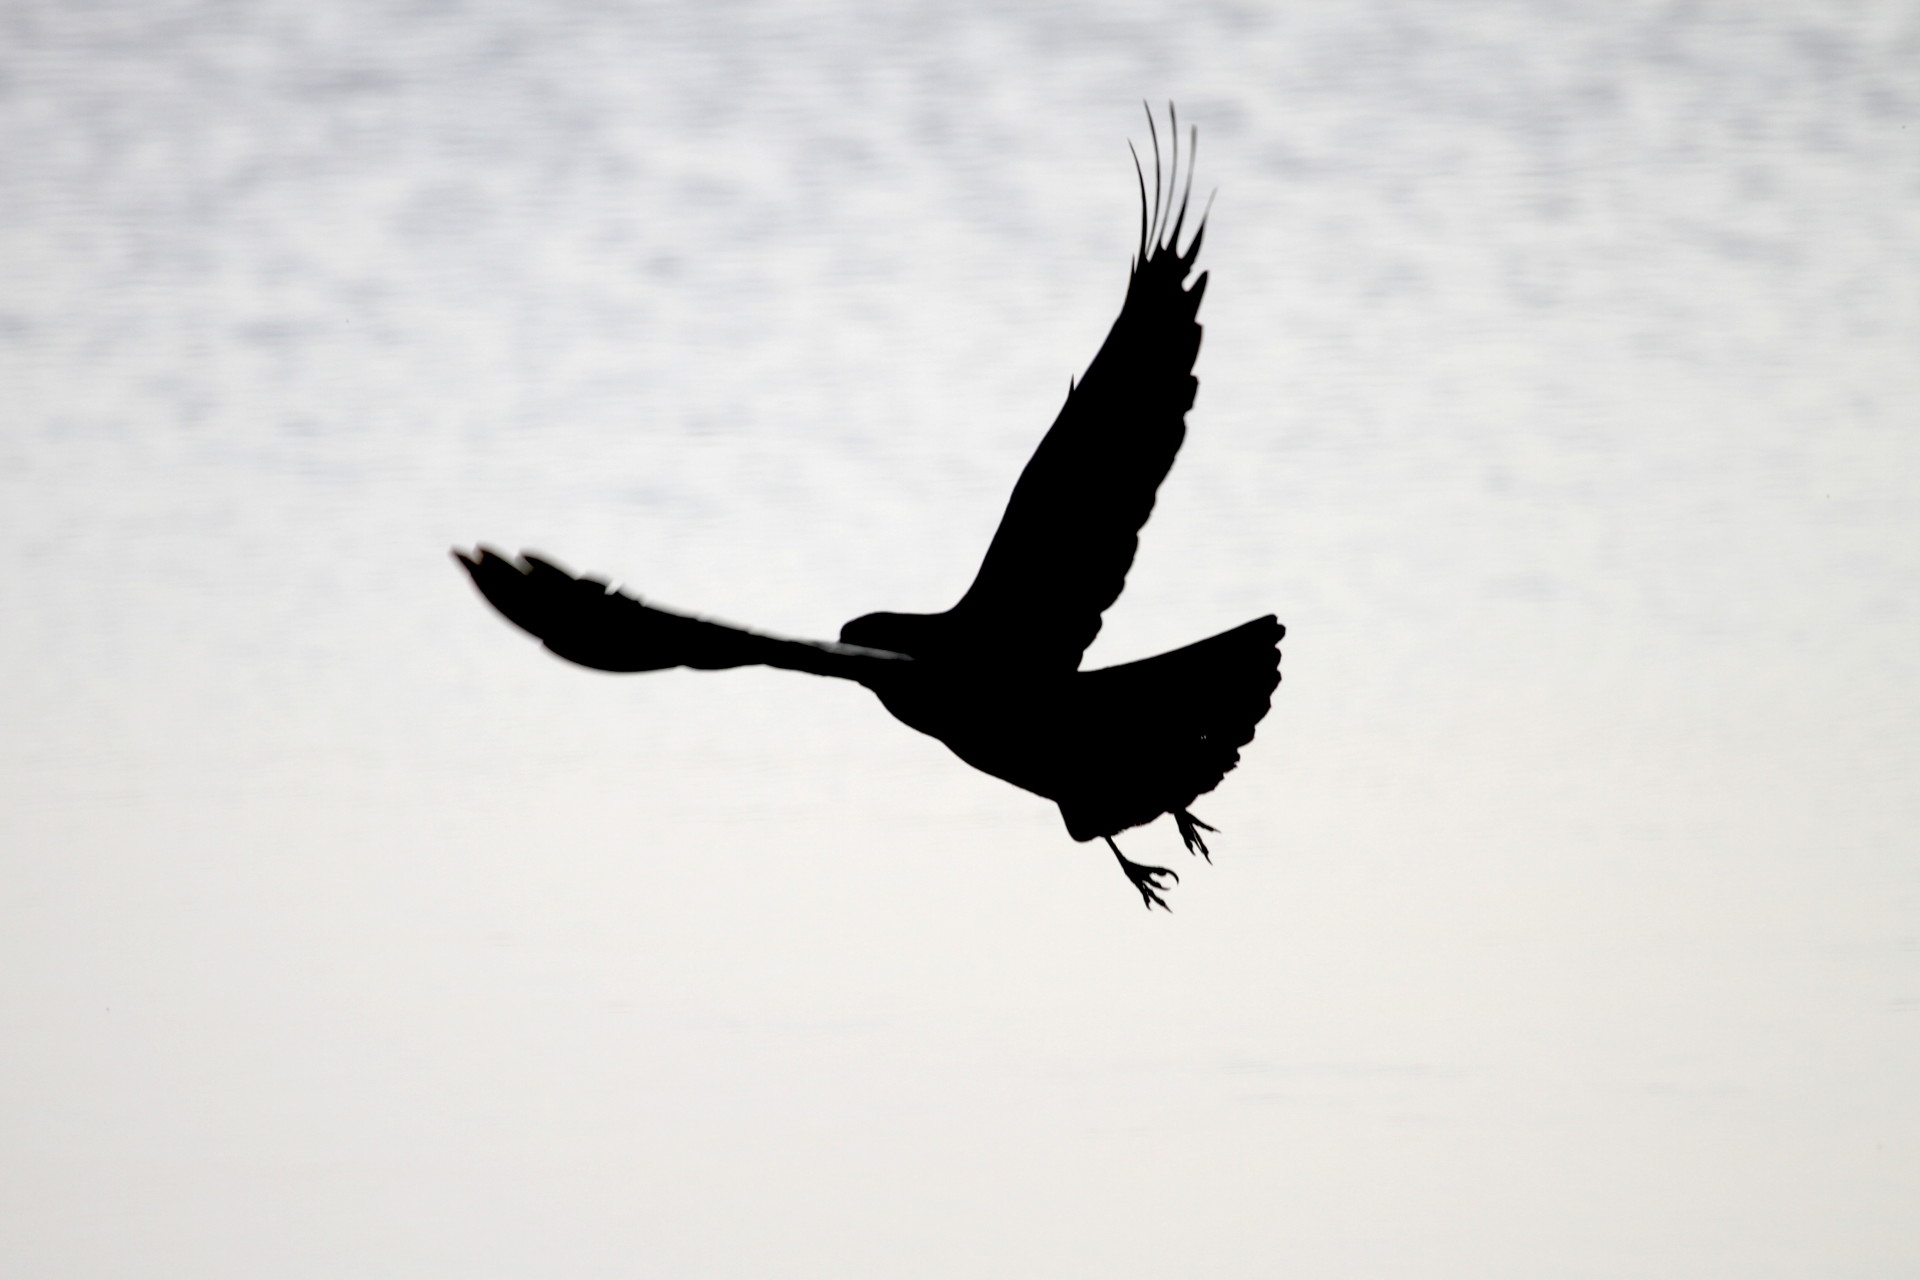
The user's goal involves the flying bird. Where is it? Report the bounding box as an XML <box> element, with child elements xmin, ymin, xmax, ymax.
<box><xmin>456</xmin><ymin>109</ymin><xmax>1282</xmax><ymax>909</ymax></box>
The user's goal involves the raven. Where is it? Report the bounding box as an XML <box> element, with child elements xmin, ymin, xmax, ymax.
<box><xmin>456</xmin><ymin>109</ymin><xmax>1282</xmax><ymax>909</ymax></box>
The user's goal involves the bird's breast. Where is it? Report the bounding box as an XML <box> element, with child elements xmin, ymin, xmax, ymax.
<box><xmin>861</xmin><ymin>665</ymin><xmax>1079</xmax><ymax>800</ymax></box>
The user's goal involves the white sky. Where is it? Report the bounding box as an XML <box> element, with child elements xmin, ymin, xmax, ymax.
<box><xmin>4</xmin><ymin>1</ymin><xmax>1918</xmax><ymax>1276</ymax></box>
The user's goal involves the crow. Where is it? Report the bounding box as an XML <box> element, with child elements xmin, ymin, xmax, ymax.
<box><xmin>455</xmin><ymin>108</ymin><xmax>1282</xmax><ymax>909</ymax></box>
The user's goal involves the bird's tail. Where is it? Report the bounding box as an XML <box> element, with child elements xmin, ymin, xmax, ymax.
<box><xmin>1055</xmin><ymin>615</ymin><xmax>1283</xmax><ymax>842</ymax></box>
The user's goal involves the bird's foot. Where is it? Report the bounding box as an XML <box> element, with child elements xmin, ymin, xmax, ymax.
<box><xmin>1105</xmin><ymin>836</ymin><xmax>1178</xmax><ymax>911</ymax></box>
<box><xmin>1173</xmin><ymin>810</ymin><xmax>1218</xmax><ymax>861</ymax></box>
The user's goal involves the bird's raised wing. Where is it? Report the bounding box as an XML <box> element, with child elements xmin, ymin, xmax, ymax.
<box><xmin>946</xmin><ymin>111</ymin><xmax>1210</xmax><ymax>671</ymax></box>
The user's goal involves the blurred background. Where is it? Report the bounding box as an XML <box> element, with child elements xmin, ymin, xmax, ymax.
<box><xmin>3</xmin><ymin>1</ymin><xmax>1917</xmax><ymax>1275</ymax></box>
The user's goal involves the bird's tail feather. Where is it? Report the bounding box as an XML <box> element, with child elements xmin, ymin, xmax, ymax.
<box><xmin>1057</xmin><ymin>615</ymin><xmax>1283</xmax><ymax>841</ymax></box>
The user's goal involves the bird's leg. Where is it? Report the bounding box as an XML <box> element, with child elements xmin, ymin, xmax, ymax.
<box><xmin>1105</xmin><ymin>836</ymin><xmax>1178</xmax><ymax>911</ymax></box>
<box><xmin>1173</xmin><ymin>810</ymin><xmax>1217</xmax><ymax>861</ymax></box>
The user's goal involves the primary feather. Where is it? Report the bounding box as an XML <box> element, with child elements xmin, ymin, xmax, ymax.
<box><xmin>947</xmin><ymin>143</ymin><xmax>1207</xmax><ymax>668</ymax></box>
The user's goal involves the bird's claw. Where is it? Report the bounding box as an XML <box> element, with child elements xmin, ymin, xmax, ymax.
<box><xmin>1105</xmin><ymin>837</ymin><xmax>1179</xmax><ymax>911</ymax></box>
<box><xmin>1173</xmin><ymin>809</ymin><xmax>1218</xmax><ymax>861</ymax></box>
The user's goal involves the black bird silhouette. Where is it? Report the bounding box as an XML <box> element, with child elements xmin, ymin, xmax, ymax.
<box><xmin>456</xmin><ymin>110</ymin><xmax>1282</xmax><ymax>909</ymax></box>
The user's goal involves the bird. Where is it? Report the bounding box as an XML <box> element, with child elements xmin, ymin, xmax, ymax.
<box><xmin>455</xmin><ymin>107</ymin><xmax>1282</xmax><ymax>909</ymax></box>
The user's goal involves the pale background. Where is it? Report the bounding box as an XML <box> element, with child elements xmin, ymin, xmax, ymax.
<box><xmin>4</xmin><ymin>1</ymin><xmax>1918</xmax><ymax>1276</ymax></box>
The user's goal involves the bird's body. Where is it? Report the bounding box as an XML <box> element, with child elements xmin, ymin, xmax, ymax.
<box><xmin>457</xmin><ymin>109</ymin><xmax>1281</xmax><ymax>908</ymax></box>
<box><xmin>855</xmin><ymin>613</ymin><xmax>1281</xmax><ymax>841</ymax></box>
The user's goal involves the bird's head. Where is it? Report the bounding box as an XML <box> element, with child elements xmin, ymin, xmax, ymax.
<box><xmin>838</xmin><ymin>611</ymin><xmax>942</xmax><ymax>659</ymax></box>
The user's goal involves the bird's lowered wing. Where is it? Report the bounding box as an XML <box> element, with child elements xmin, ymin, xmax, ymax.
<box><xmin>946</xmin><ymin>112</ymin><xmax>1210</xmax><ymax>670</ymax></box>
<box><xmin>455</xmin><ymin>547</ymin><xmax>903</xmax><ymax>677</ymax></box>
